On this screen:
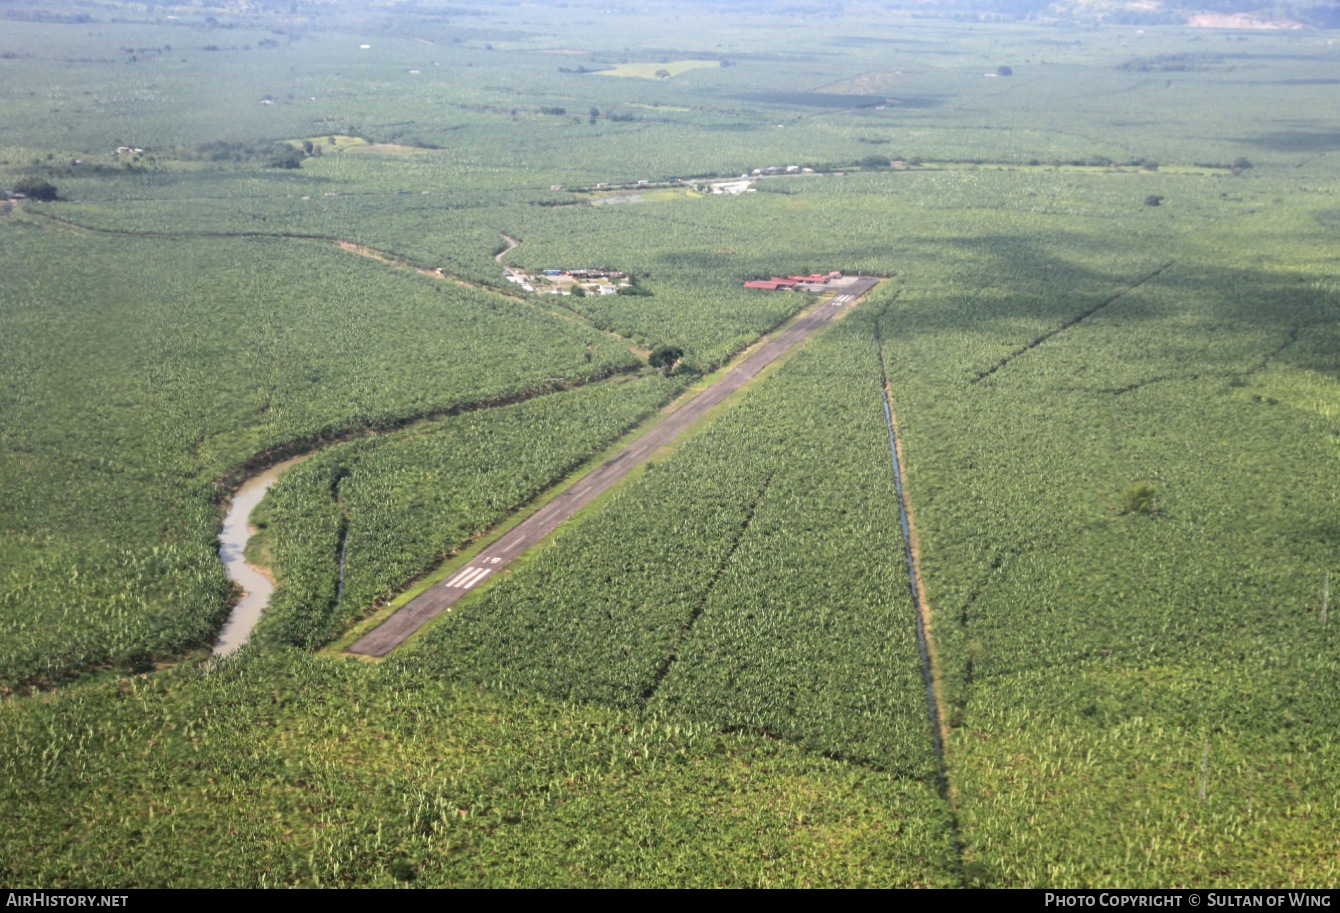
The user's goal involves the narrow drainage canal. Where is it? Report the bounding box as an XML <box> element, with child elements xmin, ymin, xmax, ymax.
<box><xmin>213</xmin><ymin>455</ymin><xmax>308</xmax><ymax>656</ymax></box>
<box><xmin>872</xmin><ymin>310</ymin><xmax>947</xmax><ymax>765</ymax></box>
<box><xmin>876</xmin><ymin>335</ymin><xmax>967</xmax><ymax>879</ymax></box>
<box><xmin>879</xmin><ymin>391</ymin><xmax>945</xmax><ymax>761</ymax></box>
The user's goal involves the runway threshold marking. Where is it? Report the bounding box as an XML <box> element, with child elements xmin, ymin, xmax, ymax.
<box><xmin>446</xmin><ymin>566</ymin><xmax>493</xmax><ymax>589</ymax></box>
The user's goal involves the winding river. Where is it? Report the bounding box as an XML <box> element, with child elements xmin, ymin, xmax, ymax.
<box><xmin>213</xmin><ymin>455</ymin><xmax>307</xmax><ymax>656</ymax></box>
<box><xmin>215</xmin><ymin>232</ymin><xmax>522</xmax><ymax>655</ymax></box>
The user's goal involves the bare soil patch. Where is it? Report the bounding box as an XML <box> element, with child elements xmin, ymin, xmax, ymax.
<box><xmin>1188</xmin><ymin>13</ymin><xmax>1303</xmax><ymax>28</ymax></box>
<box><xmin>349</xmin><ymin>142</ymin><xmax>432</xmax><ymax>156</ymax></box>
<box><xmin>816</xmin><ymin>70</ymin><xmax>908</xmax><ymax>95</ymax></box>
<box><xmin>337</xmin><ymin>240</ymin><xmax>401</xmax><ymax>266</ymax></box>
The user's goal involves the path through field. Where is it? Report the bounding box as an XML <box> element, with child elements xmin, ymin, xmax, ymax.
<box><xmin>21</xmin><ymin>209</ymin><xmax>648</xmax><ymax>358</ymax></box>
<box><xmin>495</xmin><ymin>232</ymin><xmax>520</xmax><ymax>262</ymax></box>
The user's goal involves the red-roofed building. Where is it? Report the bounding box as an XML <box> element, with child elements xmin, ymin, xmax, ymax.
<box><xmin>745</xmin><ymin>273</ymin><xmax>845</xmax><ymax>291</ymax></box>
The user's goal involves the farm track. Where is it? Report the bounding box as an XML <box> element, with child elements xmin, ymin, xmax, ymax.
<box><xmin>1098</xmin><ymin>324</ymin><xmax>1300</xmax><ymax>395</ymax></box>
<box><xmin>971</xmin><ymin>261</ymin><xmax>1176</xmax><ymax>383</ymax></box>
<box><xmin>347</xmin><ymin>278</ymin><xmax>881</xmax><ymax>657</ymax></box>
<box><xmin>494</xmin><ymin>232</ymin><xmax>520</xmax><ymax>262</ymax></box>
<box><xmin>872</xmin><ymin>299</ymin><xmax>948</xmax><ymax>756</ymax></box>
<box><xmin>491</xmin><ymin>231</ymin><xmax>651</xmax><ymax>358</ymax></box>
<box><xmin>873</xmin><ymin>300</ymin><xmax>965</xmax><ymax>874</ymax></box>
<box><xmin>1249</xmin><ymin>325</ymin><xmax>1301</xmax><ymax>375</ymax></box>
<box><xmin>18</xmin><ymin>209</ymin><xmax>647</xmax><ymax>356</ymax></box>
<box><xmin>21</xmin><ymin>207</ymin><xmax>515</xmax><ymax>294</ymax></box>
<box><xmin>639</xmin><ymin>471</ymin><xmax>775</xmax><ymax>708</ymax></box>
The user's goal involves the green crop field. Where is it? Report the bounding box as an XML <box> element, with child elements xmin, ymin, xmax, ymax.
<box><xmin>256</xmin><ymin>376</ymin><xmax>683</xmax><ymax>648</ymax></box>
<box><xmin>1</xmin><ymin>0</ymin><xmax>1337</xmax><ymax>889</ymax></box>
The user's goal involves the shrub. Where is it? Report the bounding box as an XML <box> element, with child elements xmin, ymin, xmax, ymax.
<box><xmin>13</xmin><ymin>176</ymin><xmax>58</xmax><ymax>200</ymax></box>
<box><xmin>267</xmin><ymin>144</ymin><xmax>305</xmax><ymax>169</ymax></box>
<box><xmin>648</xmin><ymin>344</ymin><xmax>684</xmax><ymax>374</ymax></box>
<box><xmin>1120</xmin><ymin>481</ymin><xmax>1157</xmax><ymax>515</ymax></box>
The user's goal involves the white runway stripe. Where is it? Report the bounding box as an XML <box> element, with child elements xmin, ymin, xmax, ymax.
<box><xmin>458</xmin><ymin>567</ymin><xmax>490</xmax><ymax>588</ymax></box>
<box><xmin>446</xmin><ymin>566</ymin><xmax>491</xmax><ymax>589</ymax></box>
<box><xmin>459</xmin><ymin>567</ymin><xmax>492</xmax><ymax>589</ymax></box>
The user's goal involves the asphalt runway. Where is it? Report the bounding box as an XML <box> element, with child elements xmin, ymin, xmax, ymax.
<box><xmin>348</xmin><ymin>277</ymin><xmax>881</xmax><ymax>656</ymax></box>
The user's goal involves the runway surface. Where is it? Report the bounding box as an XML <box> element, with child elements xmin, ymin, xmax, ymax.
<box><xmin>348</xmin><ymin>277</ymin><xmax>881</xmax><ymax>656</ymax></box>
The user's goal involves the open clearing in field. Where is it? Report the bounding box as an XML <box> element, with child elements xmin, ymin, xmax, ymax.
<box><xmin>816</xmin><ymin>71</ymin><xmax>911</xmax><ymax>95</ymax></box>
<box><xmin>289</xmin><ymin>134</ymin><xmax>431</xmax><ymax>155</ymax></box>
<box><xmin>587</xmin><ymin>186</ymin><xmax>703</xmax><ymax>205</ymax></box>
<box><xmin>596</xmin><ymin>60</ymin><xmax>722</xmax><ymax>79</ymax></box>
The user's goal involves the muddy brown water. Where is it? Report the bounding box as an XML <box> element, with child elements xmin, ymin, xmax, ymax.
<box><xmin>213</xmin><ymin>455</ymin><xmax>308</xmax><ymax>656</ymax></box>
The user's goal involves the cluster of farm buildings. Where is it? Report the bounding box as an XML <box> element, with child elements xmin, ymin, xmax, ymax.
<box><xmin>744</xmin><ymin>271</ymin><xmax>843</xmax><ymax>291</ymax></box>
<box><xmin>504</xmin><ymin>266</ymin><xmax>630</xmax><ymax>296</ymax></box>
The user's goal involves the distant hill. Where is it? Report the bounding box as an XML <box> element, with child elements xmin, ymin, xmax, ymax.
<box><xmin>3</xmin><ymin>0</ymin><xmax>1333</xmax><ymax>29</ymax></box>
<box><xmin>876</xmin><ymin>0</ymin><xmax>1339</xmax><ymax>27</ymax></box>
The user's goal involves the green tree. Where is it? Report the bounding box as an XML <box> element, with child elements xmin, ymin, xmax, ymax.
<box><xmin>618</xmin><ymin>278</ymin><xmax>652</xmax><ymax>297</ymax></box>
<box><xmin>268</xmin><ymin>144</ymin><xmax>305</xmax><ymax>169</ymax></box>
<box><xmin>13</xmin><ymin>176</ymin><xmax>58</xmax><ymax>201</ymax></box>
<box><xmin>648</xmin><ymin>344</ymin><xmax>683</xmax><ymax>374</ymax></box>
